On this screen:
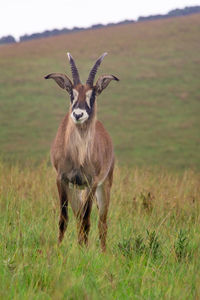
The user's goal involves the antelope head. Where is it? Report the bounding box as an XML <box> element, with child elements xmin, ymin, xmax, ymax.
<box><xmin>45</xmin><ymin>53</ymin><xmax>119</xmax><ymax>124</ymax></box>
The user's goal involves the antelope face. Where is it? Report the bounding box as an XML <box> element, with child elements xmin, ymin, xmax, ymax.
<box><xmin>45</xmin><ymin>52</ymin><xmax>119</xmax><ymax>124</ymax></box>
<box><xmin>70</xmin><ymin>87</ymin><xmax>96</xmax><ymax>124</ymax></box>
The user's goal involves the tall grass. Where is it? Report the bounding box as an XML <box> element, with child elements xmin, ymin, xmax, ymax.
<box><xmin>0</xmin><ymin>160</ymin><xmax>200</xmax><ymax>299</ymax></box>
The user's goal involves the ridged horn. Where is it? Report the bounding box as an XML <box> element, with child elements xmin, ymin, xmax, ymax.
<box><xmin>86</xmin><ymin>52</ymin><xmax>107</xmax><ymax>87</ymax></box>
<box><xmin>67</xmin><ymin>52</ymin><xmax>81</xmax><ymax>86</ymax></box>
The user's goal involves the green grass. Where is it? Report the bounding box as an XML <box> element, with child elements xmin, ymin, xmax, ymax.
<box><xmin>0</xmin><ymin>14</ymin><xmax>200</xmax><ymax>169</ymax></box>
<box><xmin>0</xmin><ymin>14</ymin><xmax>200</xmax><ymax>299</ymax></box>
<box><xmin>0</xmin><ymin>160</ymin><xmax>200</xmax><ymax>299</ymax></box>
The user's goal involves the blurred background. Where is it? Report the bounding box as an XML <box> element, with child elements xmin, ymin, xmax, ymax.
<box><xmin>0</xmin><ymin>0</ymin><xmax>200</xmax><ymax>170</ymax></box>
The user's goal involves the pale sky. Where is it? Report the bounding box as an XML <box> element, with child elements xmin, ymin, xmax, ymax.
<box><xmin>1</xmin><ymin>0</ymin><xmax>200</xmax><ymax>40</ymax></box>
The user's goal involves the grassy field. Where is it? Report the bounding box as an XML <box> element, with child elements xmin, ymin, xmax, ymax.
<box><xmin>0</xmin><ymin>14</ymin><xmax>200</xmax><ymax>299</ymax></box>
<box><xmin>0</xmin><ymin>14</ymin><xmax>200</xmax><ymax>169</ymax></box>
<box><xmin>0</xmin><ymin>161</ymin><xmax>200</xmax><ymax>299</ymax></box>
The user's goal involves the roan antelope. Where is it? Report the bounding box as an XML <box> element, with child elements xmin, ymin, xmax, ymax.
<box><xmin>45</xmin><ymin>52</ymin><xmax>119</xmax><ymax>251</ymax></box>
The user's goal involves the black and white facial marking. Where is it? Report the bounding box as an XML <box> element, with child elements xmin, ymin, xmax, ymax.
<box><xmin>70</xmin><ymin>88</ymin><xmax>96</xmax><ymax>124</ymax></box>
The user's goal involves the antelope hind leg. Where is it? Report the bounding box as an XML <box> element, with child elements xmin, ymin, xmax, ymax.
<box><xmin>77</xmin><ymin>187</ymin><xmax>96</xmax><ymax>247</ymax></box>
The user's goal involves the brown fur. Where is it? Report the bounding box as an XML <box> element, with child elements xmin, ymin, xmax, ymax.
<box><xmin>51</xmin><ymin>96</ymin><xmax>114</xmax><ymax>251</ymax></box>
<box><xmin>45</xmin><ymin>54</ymin><xmax>119</xmax><ymax>251</ymax></box>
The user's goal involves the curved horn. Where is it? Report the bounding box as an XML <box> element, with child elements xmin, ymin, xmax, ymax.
<box><xmin>67</xmin><ymin>52</ymin><xmax>81</xmax><ymax>86</ymax></box>
<box><xmin>86</xmin><ymin>52</ymin><xmax>107</xmax><ymax>87</ymax></box>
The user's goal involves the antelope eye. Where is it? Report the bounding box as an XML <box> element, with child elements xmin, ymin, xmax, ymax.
<box><xmin>71</xmin><ymin>89</ymin><xmax>79</xmax><ymax>104</ymax></box>
<box><xmin>85</xmin><ymin>90</ymin><xmax>93</xmax><ymax>108</ymax></box>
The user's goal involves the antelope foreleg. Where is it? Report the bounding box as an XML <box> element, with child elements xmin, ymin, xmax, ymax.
<box><xmin>96</xmin><ymin>182</ymin><xmax>110</xmax><ymax>252</ymax></box>
<box><xmin>57</xmin><ymin>177</ymin><xmax>69</xmax><ymax>244</ymax></box>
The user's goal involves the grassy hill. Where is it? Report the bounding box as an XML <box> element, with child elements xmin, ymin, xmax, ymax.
<box><xmin>0</xmin><ymin>14</ymin><xmax>200</xmax><ymax>170</ymax></box>
<box><xmin>1</xmin><ymin>14</ymin><xmax>200</xmax><ymax>299</ymax></box>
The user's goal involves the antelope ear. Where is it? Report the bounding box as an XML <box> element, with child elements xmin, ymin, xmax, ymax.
<box><xmin>94</xmin><ymin>75</ymin><xmax>119</xmax><ymax>95</ymax></box>
<box><xmin>44</xmin><ymin>73</ymin><xmax>73</xmax><ymax>94</ymax></box>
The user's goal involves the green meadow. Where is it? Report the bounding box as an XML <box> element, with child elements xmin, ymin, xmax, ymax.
<box><xmin>0</xmin><ymin>14</ymin><xmax>200</xmax><ymax>169</ymax></box>
<box><xmin>0</xmin><ymin>163</ymin><xmax>200</xmax><ymax>299</ymax></box>
<box><xmin>0</xmin><ymin>13</ymin><xmax>200</xmax><ymax>299</ymax></box>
